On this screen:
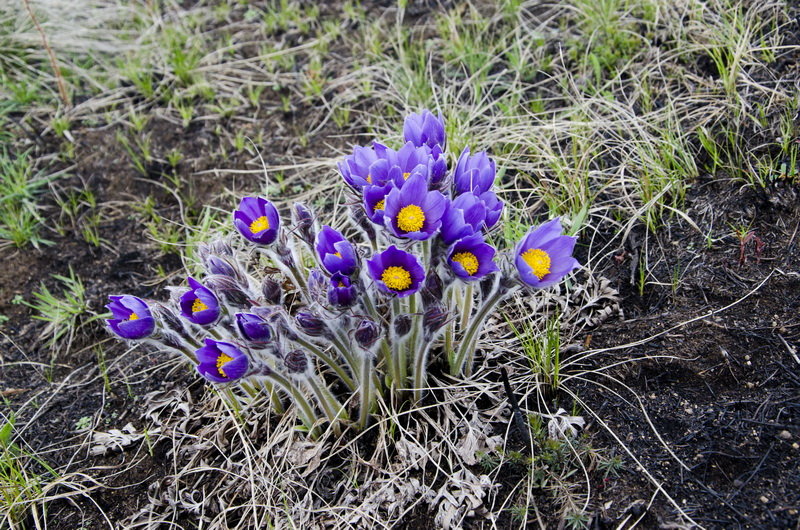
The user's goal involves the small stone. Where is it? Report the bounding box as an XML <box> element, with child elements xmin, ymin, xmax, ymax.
<box><xmin>792</xmin><ymin>442</ymin><xmax>799</xmax><ymax>450</ymax></box>
<box><xmin>779</xmin><ymin>430</ymin><xmax>792</xmax><ymax>440</ymax></box>
<box><xmin>744</xmin><ymin>355</ymin><xmax>751</xmax><ymax>361</ymax></box>
<box><xmin>746</xmin><ymin>382</ymin><xmax>755</xmax><ymax>389</ymax></box>
<box><xmin>760</xmin><ymin>496</ymin><xmax>769</xmax><ymax>504</ymax></box>
<box><xmin>685</xmin><ymin>408</ymin><xmax>694</xmax><ymax>415</ymax></box>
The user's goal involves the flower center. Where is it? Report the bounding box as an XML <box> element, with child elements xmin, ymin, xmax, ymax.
<box><xmin>396</xmin><ymin>204</ymin><xmax>425</xmax><ymax>232</ymax></box>
<box><xmin>452</xmin><ymin>251</ymin><xmax>479</xmax><ymax>275</ymax></box>
<box><xmin>521</xmin><ymin>248</ymin><xmax>551</xmax><ymax>280</ymax></box>
<box><xmin>337</xmin><ymin>281</ymin><xmax>346</xmax><ymax>288</ymax></box>
<box><xmin>381</xmin><ymin>266</ymin><xmax>412</xmax><ymax>291</ymax></box>
<box><xmin>402</xmin><ymin>172</ymin><xmax>410</xmax><ymax>180</ymax></box>
<box><xmin>216</xmin><ymin>353</ymin><xmax>233</xmax><ymax>377</ymax></box>
<box><xmin>366</xmin><ymin>175</ymin><xmax>372</xmax><ymax>184</ymax></box>
<box><xmin>249</xmin><ymin>216</ymin><xmax>270</xmax><ymax>234</ymax></box>
<box><xmin>374</xmin><ymin>199</ymin><xmax>385</xmax><ymax>211</ymax></box>
<box><xmin>334</xmin><ymin>251</ymin><xmax>342</xmax><ymax>258</ymax></box>
<box><xmin>128</xmin><ymin>312</ymin><xmax>140</xmax><ymax>321</ymax></box>
<box><xmin>192</xmin><ymin>298</ymin><xmax>209</xmax><ymax>313</ymax></box>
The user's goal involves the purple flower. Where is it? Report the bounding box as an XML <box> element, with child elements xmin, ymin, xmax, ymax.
<box><xmin>106</xmin><ymin>295</ymin><xmax>155</xmax><ymax>340</ymax></box>
<box><xmin>179</xmin><ymin>277</ymin><xmax>220</xmax><ymax>326</ymax></box>
<box><xmin>439</xmin><ymin>193</ymin><xmax>488</xmax><ymax>244</ymax></box>
<box><xmin>447</xmin><ymin>234</ymin><xmax>499</xmax><ymax>281</ymax></box>
<box><xmin>328</xmin><ymin>272</ymin><xmax>357</xmax><ymax>307</ymax></box>
<box><xmin>316</xmin><ymin>226</ymin><xmax>358</xmax><ymax>276</ymax></box>
<box><xmin>296</xmin><ymin>310</ymin><xmax>327</xmax><ymax>337</ymax></box>
<box><xmin>404</xmin><ymin>110</ymin><xmax>446</xmax><ymax>149</ymax></box>
<box><xmin>338</xmin><ymin>143</ymin><xmax>391</xmax><ymax>188</ymax></box>
<box><xmin>196</xmin><ymin>339</ymin><xmax>249</xmax><ymax>383</ymax></box>
<box><xmin>514</xmin><ymin>218</ymin><xmax>580</xmax><ymax>288</ymax></box>
<box><xmin>233</xmin><ymin>197</ymin><xmax>280</xmax><ymax>245</ymax></box>
<box><xmin>388</xmin><ymin>142</ymin><xmax>435</xmax><ymax>187</ymax></box>
<box><xmin>366</xmin><ymin>245</ymin><xmax>425</xmax><ymax>298</ymax></box>
<box><xmin>235</xmin><ymin>312</ymin><xmax>272</xmax><ymax>343</ymax></box>
<box><xmin>453</xmin><ymin>147</ymin><xmax>496</xmax><ymax>195</ymax></box>
<box><xmin>476</xmin><ymin>190</ymin><xmax>503</xmax><ymax>228</ymax></box>
<box><xmin>383</xmin><ymin>174</ymin><xmax>446</xmax><ymax>240</ymax></box>
<box><xmin>354</xmin><ymin>318</ymin><xmax>381</xmax><ymax>349</ymax></box>
<box><xmin>363</xmin><ymin>181</ymin><xmax>395</xmax><ymax>225</ymax></box>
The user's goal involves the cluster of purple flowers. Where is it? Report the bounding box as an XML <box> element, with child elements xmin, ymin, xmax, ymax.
<box><xmin>104</xmin><ymin>110</ymin><xmax>580</xmax><ymax>431</ymax></box>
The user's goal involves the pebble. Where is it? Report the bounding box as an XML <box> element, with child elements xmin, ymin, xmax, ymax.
<box><xmin>760</xmin><ymin>496</ymin><xmax>769</xmax><ymax>504</ymax></box>
<box><xmin>779</xmin><ymin>430</ymin><xmax>792</xmax><ymax>440</ymax></box>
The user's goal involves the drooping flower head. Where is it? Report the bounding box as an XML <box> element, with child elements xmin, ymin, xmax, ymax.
<box><xmin>514</xmin><ymin>218</ymin><xmax>580</xmax><ymax>288</ymax></box>
<box><xmin>404</xmin><ymin>110</ymin><xmax>446</xmax><ymax>150</ymax></box>
<box><xmin>439</xmin><ymin>193</ymin><xmax>488</xmax><ymax>245</ymax></box>
<box><xmin>453</xmin><ymin>147</ymin><xmax>496</xmax><ymax>195</ymax></box>
<box><xmin>106</xmin><ymin>295</ymin><xmax>155</xmax><ymax>340</ymax></box>
<box><xmin>196</xmin><ymin>339</ymin><xmax>249</xmax><ymax>383</ymax></box>
<box><xmin>447</xmin><ymin>234</ymin><xmax>500</xmax><ymax>281</ymax></box>
<box><xmin>366</xmin><ymin>245</ymin><xmax>425</xmax><ymax>298</ymax></box>
<box><xmin>235</xmin><ymin>312</ymin><xmax>272</xmax><ymax>343</ymax></box>
<box><xmin>316</xmin><ymin>226</ymin><xmax>358</xmax><ymax>276</ymax></box>
<box><xmin>328</xmin><ymin>272</ymin><xmax>357</xmax><ymax>307</ymax></box>
<box><xmin>234</xmin><ymin>196</ymin><xmax>280</xmax><ymax>245</ymax></box>
<box><xmin>383</xmin><ymin>174</ymin><xmax>446</xmax><ymax>240</ymax></box>
<box><xmin>179</xmin><ymin>277</ymin><xmax>221</xmax><ymax>326</ymax></box>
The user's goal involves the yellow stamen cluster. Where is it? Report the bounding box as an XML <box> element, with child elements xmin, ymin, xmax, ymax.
<box><xmin>402</xmin><ymin>172</ymin><xmax>411</xmax><ymax>180</ymax></box>
<box><xmin>216</xmin><ymin>353</ymin><xmax>233</xmax><ymax>377</ymax></box>
<box><xmin>521</xmin><ymin>248</ymin><xmax>551</xmax><ymax>280</ymax></box>
<box><xmin>334</xmin><ymin>251</ymin><xmax>342</xmax><ymax>258</ymax></box>
<box><xmin>374</xmin><ymin>199</ymin><xmax>385</xmax><ymax>211</ymax></box>
<box><xmin>249</xmin><ymin>216</ymin><xmax>270</xmax><ymax>234</ymax></box>
<box><xmin>366</xmin><ymin>175</ymin><xmax>372</xmax><ymax>184</ymax></box>
<box><xmin>396</xmin><ymin>204</ymin><xmax>425</xmax><ymax>232</ymax></box>
<box><xmin>128</xmin><ymin>312</ymin><xmax>140</xmax><ymax>321</ymax></box>
<box><xmin>192</xmin><ymin>298</ymin><xmax>209</xmax><ymax>313</ymax></box>
<box><xmin>381</xmin><ymin>266</ymin><xmax>412</xmax><ymax>291</ymax></box>
<box><xmin>452</xmin><ymin>251</ymin><xmax>479</xmax><ymax>276</ymax></box>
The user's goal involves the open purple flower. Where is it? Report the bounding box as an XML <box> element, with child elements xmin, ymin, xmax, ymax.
<box><xmin>404</xmin><ymin>110</ymin><xmax>446</xmax><ymax>150</ymax></box>
<box><xmin>366</xmin><ymin>245</ymin><xmax>425</xmax><ymax>298</ymax></box>
<box><xmin>363</xmin><ymin>181</ymin><xmax>395</xmax><ymax>225</ymax></box>
<box><xmin>388</xmin><ymin>142</ymin><xmax>435</xmax><ymax>187</ymax></box>
<box><xmin>514</xmin><ymin>218</ymin><xmax>580</xmax><ymax>288</ymax></box>
<box><xmin>106</xmin><ymin>295</ymin><xmax>155</xmax><ymax>340</ymax></box>
<box><xmin>316</xmin><ymin>226</ymin><xmax>358</xmax><ymax>276</ymax></box>
<box><xmin>179</xmin><ymin>277</ymin><xmax>220</xmax><ymax>325</ymax></box>
<box><xmin>447</xmin><ymin>234</ymin><xmax>499</xmax><ymax>281</ymax></box>
<box><xmin>235</xmin><ymin>312</ymin><xmax>272</xmax><ymax>343</ymax></box>
<box><xmin>383</xmin><ymin>174</ymin><xmax>446</xmax><ymax>240</ymax></box>
<box><xmin>328</xmin><ymin>272</ymin><xmax>357</xmax><ymax>307</ymax></box>
<box><xmin>196</xmin><ymin>339</ymin><xmax>249</xmax><ymax>383</ymax></box>
<box><xmin>338</xmin><ymin>144</ymin><xmax>385</xmax><ymax>188</ymax></box>
<box><xmin>234</xmin><ymin>197</ymin><xmax>280</xmax><ymax>245</ymax></box>
<box><xmin>453</xmin><ymin>147</ymin><xmax>496</xmax><ymax>195</ymax></box>
<box><xmin>439</xmin><ymin>193</ymin><xmax>488</xmax><ymax>244</ymax></box>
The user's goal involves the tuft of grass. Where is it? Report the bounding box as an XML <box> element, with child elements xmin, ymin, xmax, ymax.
<box><xmin>0</xmin><ymin>149</ymin><xmax>57</xmax><ymax>249</ymax></box>
<box><xmin>506</xmin><ymin>313</ymin><xmax>562</xmax><ymax>393</ymax></box>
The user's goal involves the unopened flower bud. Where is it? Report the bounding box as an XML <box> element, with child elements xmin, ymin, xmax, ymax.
<box><xmin>236</xmin><ymin>312</ymin><xmax>272</xmax><ymax>343</ymax></box>
<box><xmin>393</xmin><ymin>314</ymin><xmax>411</xmax><ymax>338</ymax></box>
<box><xmin>423</xmin><ymin>303</ymin><xmax>449</xmax><ymax>337</ymax></box>
<box><xmin>307</xmin><ymin>269</ymin><xmax>328</xmax><ymax>305</ymax></box>
<box><xmin>354</xmin><ymin>319</ymin><xmax>381</xmax><ymax>349</ymax></box>
<box><xmin>295</xmin><ymin>310</ymin><xmax>327</xmax><ymax>337</ymax></box>
<box><xmin>205</xmin><ymin>275</ymin><xmax>251</xmax><ymax>307</ymax></box>
<box><xmin>292</xmin><ymin>202</ymin><xmax>316</xmax><ymax>246</ymax></box>
<box><xmin>261</xmin><ymin>277</ymin><xmax>282</xmax><ymax>305</ymax></box>
<box><xmin>350</xmin><ymin>204</ymin><xmax>377</xmax><ymax>241</ymax></box>
<box><xmin>421</xmin><ymin>270</ymin><xmax>443</xmax><ymax>307</ymax></box>
<box><xmin>284</xmin><ymin>349</ymin><xmax>310</xmax><ymax>375</ymax></box>
<box><xmin>205</xmin><ymin>255</ymin><xmax>236</xmax><ymax>277</ymax></box>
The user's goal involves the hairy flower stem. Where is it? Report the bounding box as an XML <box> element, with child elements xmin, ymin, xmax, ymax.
<box><xmin>265</xmin><ymin>372</ymin><xmax>321</xmax><ymax>437</ymax></box>
<box><xmin>305</xmin><ymin>376</ymin><xmax>348</xmax><ymax>426</ymax></box>
<box><xmin>260</xmin><ymin>248</ymin><xmax>307</xmax><ymax>300</ymax></box>
<box><xmin>259</xmin><ymin>379</ymin><xmax>285</xmax><ymax>414</ymax></box>
<box><xmin>390</xmin><ymin>297</ymin><xmax>404</xmax><ymax>390</ymax></box>
<box><xmin>358</xmin><ymin>353</ymin><xmax>374</xmax><ymax>429</ymax></box>
<box><xmin>402</xmin><ymin>294</ymin><xmax>421</xmax><ymax>388</ymax></box>
<box><xmin>460</xmin><ymin>283</ymin><xmax>474</xmax><ymax>331</ymax></box>
<box><xmin>412</xmin><ymin>341</ymin><xmax>434</xmax><ymax>403</ymax></box>
<box><xmin>293</xmin><ymin>336</ymin><xmax>357</xmax><ymax>391</ymax></box>
<box><xmin>451</xmin><ymin>278</ymin><xmax>519</xmax><ymax>376</ymax></box>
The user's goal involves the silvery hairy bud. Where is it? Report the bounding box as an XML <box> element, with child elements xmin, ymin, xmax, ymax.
<box><xmin>292</xmin><ymin>202</ymin><xmax>316</xmax><ymax>246</ymax></box>
<box><xmin>295</xmin><ymin>310</ymin><xmax>327</xmax><ymax>337</ymax></box>
<box><xmin>423</xmin><ymin>303</ymin><xmax>448</xmax><ymax>338</ymax></box>
<box><xmin>284</xmin><ymin>349</ymin><xmax>310</xmax><ymax>376</ymax></box>
<box><xmin>354</xmin><ymin>319</ymin><xmax>381</xmax><ymax>349</ymax></box>
<box><xmin>205</xmin><ymin>275</ymin><xmax>251</xmax><ymax>307</ymax></box>
<box><xmin>393</xmin><ymin>314</ymin><xmax>411</xmax><ymax>338</ymax></box>
<box><xmin>421</xmin><ymin>270</ymin><xmax>443</xmax><ymax>307</ymax></box>
<box><xmin>261</xmin><ymin>277</ymin><xmax>282</xmax><ymax>305</ymax></box>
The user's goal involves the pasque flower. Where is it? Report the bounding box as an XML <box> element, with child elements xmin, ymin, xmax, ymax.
<box><xmin>404</xmin><ymin>110</ymin><xmax>445</xmax><ymax>150</ymax></box>
<box><xmin>179</xmin><ymin>277</ymin><xmax>221</xmax><ymax>325</ymax></box>
<box><xmin>439</xmin><ymin>193</ymin><xmax>488</xmax><ymax>244</ymax></box>
<box><xmin>363</xmin><ymin>181</ymin><xmax>395</xmax><ymax>225</ymax></box>
<box><xmin>106</xmin><ymin>295</ymin><xmax>155</xmax><ymax>339</ymax></box>
<box><xmin>453</xmin><ymin>147</ymin><xmax>496</xmax><ymax>195</ymax></box>
<box><xmin>383</xmin><ymin>174</ymin><xmax>446</xmax><ymax>240</ymax></box>
<box><xmin>366</xmin><ymin>245</ymin><xmax>425</xmax><ymax>297</ymax></box>
<box><xmin>447</xmin><ymin>234</ymin><xmax>499</xmax><ymax>281</ymax></box>
<box><xmin>328</xmin><ymin>272</ymin><xmax>357</xmax><ymax>307</ymax></box>
<box><xmin>234</xmin><ymin>197</ymin><xmax>280</xmax><ymax>245</ymax></box>
<box><xmin>316</xmin><ymin>226</ymin><xmax>358</xmax><ymax>276</ymax></box>
<box><xmin>196</xmin><ymin>339</ymin><xmax>249</xmax><ymax>383</ymax></box>
<box><xmin>514</xmin><ymin>218</ymin><xmax>580</xmax><ymax>288</ymax></box>
<box><xmin>235</xmin><ymin>312</ymin><xmax>272</xmax><ymax>343</ymax></box>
